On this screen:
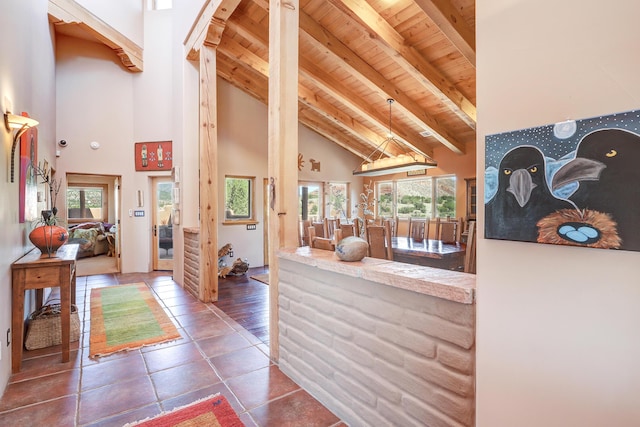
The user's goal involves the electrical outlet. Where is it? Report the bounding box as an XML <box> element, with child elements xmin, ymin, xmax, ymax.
<box><xmin>246</xmin><ymin>224</ymin><xmax>256</xmax><ymax>230</ymax></box>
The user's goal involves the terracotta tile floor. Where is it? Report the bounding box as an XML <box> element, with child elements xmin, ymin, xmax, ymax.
<box><xmin>0</xmin><ymin>272</ymin><xmax>344</xmax><ymax>426</ymax></box>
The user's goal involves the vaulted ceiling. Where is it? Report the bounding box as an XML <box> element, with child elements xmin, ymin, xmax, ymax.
<box><xmin>212</xmin><ymin>0</ymin><xmax>476</xmax><ymax>163</ymax></box>
<box><xmin>49</xmin><ymin>0</ymin><xmax>476</xmax><ymax>165</ymax></box>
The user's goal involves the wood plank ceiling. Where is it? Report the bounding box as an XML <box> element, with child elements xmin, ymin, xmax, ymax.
<box><xmin>49</xmin><ymin>0</ymin><xmax>476</xmax><ymax>164</ymax></box>
<box><xmin>216</xmin><ymin>0</ymin><xmax>476</xmax><ymax>163</ymax></box>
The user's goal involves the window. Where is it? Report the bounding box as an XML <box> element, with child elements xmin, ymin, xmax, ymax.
<box><xmin>375</xmin><ymin>176</ymin><xmax>456</xmax><ymax>219</ymax></box>
<box><xmin>224</xmin><ymin>176</ymin><xmax>255</xmax><ymax>223</ymax></box>
<box><xmin>435</xmin><ymin>176</ymin><xmax>456</xmax><ymax>218</ymax></box>
<box><xmin>149</xmin><ymin>0</ymin><xmax>172</xmax><ymax>10</ymax></box>
<box><xmin>326</xmin><ymin>182</ymin><xmax>350</xmax><ymax>219</ymax></box>
<box><xmin>299</xmin><ymin>182</ymin><xmax>322</xmax><ymax>222</ymax></box>
<box><xmin>376</xmin><ymin>181</ymin><xmax>394</xmax><ymax>218</ymax></box>
<box><xmin>67</xmin><ymin>184</ymin><xmax>107</xmax><ymax>223</ymax></box>
<box><xmin>396</xmin><ymin>179</ymin><xmax>432</xmax><ymax>218</ymax></box>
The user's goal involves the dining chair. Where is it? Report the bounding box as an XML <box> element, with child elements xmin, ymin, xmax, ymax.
<box><xmin>323</xmin><ymin>217</ymin><xmax>339</xmax><ymax>240</ymax></box>
<box><xmin>339</xmin><ymin>223</ymin><xmax>355</xmax><ymax>238</ymax></box>
<box><xmin>395</xmin><ymin>217</ymin><xmax>408</xmax><ymax>237</ymax></box>
<box><xmin>383</xmin><ymin>219</ymin><xmax>394</xmax><ymax>257</ymax></box>
<box><xmin>407</xmin><ymin>217</ymin><xmax>427</xmax><ymax>241</ymax></box>
<box><xmin>299</xmin><ymin>219</ymin><xmax>311</xmax><ymax>246</ymax></box>
<box><xmin>437</xmin><ymin>218</ymin><xmax>459</xmax><ymax>243</ymax></box>
<box><xmin>308</xmin><ymin>226</ymin><xmax>335</xmax><ymax>251</ymax></box>
<box><xmin>311</xmin><ymin>221</ymin><xmax>325</xmax><ymax>238</ymax></box>
<box><xmin>464</xmin><ymin>221</ymin><xmax>477</xmax><ymax>273</ymax></box>
<box><xmin>387</xmin><ymin>216</ymin><xmax>398</xmax><ymax>237</ymax></box>
<box><xmin>366</xmin><ymin>221</ymin><xmax>393</xmax><ymax>260</ymax></box>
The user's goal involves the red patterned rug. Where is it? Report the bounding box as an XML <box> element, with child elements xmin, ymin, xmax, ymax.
<box><xmin>125</xmin><ymin>394</ymin><xmax>244</xmax><ymax>426</ymax></box>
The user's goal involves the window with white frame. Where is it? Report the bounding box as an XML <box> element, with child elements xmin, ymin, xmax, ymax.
<box><xmin>326</xmin><ymin>182</ymin><xmax>350</xmax><ymax>219</ymax></box>
<box><xmin>376</xmin><ymin>176</ymin><xmax>456</xmax><ymax>219</ymax></box>
<box><xmin>434</xmin><ymin>175</ymin><xmax>456</xmax><ymax>218</ymax></box>
<box><xmin>299</xmin><ymin>182</ymin><xmax>322</xmax><ymax>222</ymax></box>
<box><xmin>377</xmin><ymin>181</ymin><xmax>394</xmax><ymax>217</ymax></box>
<box><xmin>67</xmin><ymin>184</ymin><xmax>107</xmax><ymax>224</ymax></box>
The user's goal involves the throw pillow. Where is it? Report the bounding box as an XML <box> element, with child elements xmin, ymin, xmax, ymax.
<box><xmin>70</xmin><ymin>228</ymin><xmax>98</xmax><ymax>251</ymax></box>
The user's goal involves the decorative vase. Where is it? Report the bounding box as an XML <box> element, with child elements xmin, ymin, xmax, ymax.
<box><xmin>335</xmin><ymin>236</ymin><xmax>369</xmax><ymax>262</ymax></box>
<box><xmin>28</xmin><ymin>225</ymin><xmax>69</xmax><ymax>257</ymax></box>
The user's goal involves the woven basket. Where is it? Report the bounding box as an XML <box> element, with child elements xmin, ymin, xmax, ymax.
<box><xmin>25</xmin><ymin>304</ymin><xmax>81</xmax><ymax>350</ymax></box>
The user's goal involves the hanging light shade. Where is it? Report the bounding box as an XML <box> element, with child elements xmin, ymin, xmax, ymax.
<box><xmin>353</xmin><ymin>99</ymin><xmax>436</xmax><ymax>176</ymax></box>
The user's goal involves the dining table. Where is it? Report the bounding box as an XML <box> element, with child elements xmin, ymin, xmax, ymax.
<box><xmin>391</xmin><ymin>237</ymin><xmax>465</xmax><ymax>271</ymax></box>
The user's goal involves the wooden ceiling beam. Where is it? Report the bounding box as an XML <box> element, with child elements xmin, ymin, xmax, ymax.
<box><xmin>299</xmin><ymin>56</ymin><xmax>434</xmax><ymax>158</ymax></box>
<box><xmin>219</xmin><ymin>37</ymin><xmax>269</xmax><ymax>76</ymax></box>
<box><xmin>184</xmin><ymin>0</ymin><xmax>242</xmax><ymax>60</ymax></box>
<box><xmin>328</xmin><ymin>0</ymin><xmax>476</xmax><ymax>131</ymax></box>
<box><xmin>48</xmin><ymin>0</ymin><xmax>143</xmax><ymax>72</ymax></box>
<box><xmin>298</xmin><ymin>84</ymin><xmax>402</xmax><ymax>157</ymax></box>
<box><xmin>298</xmin><ymin>109</ymin><xmax>371</xmax><ymax>160</ymax></box>
<box><xmin>300</xmin><ymin>10</ymin><xmax>464</xmax><ymax>155</ymax></box>
<box><xmin>228</xmin><ymin>16</ymin><xmax>435</xmax><ymax>158</ymax></box>
<box><xmin>248</xmin><ymin>0</ymin><xmax>460</xmax><ymax>155</ymax></box>
<box><xmin>217</xmin><ymin>43</ymin><xmax>372</xmax><ymax>160</ymax></box>
<box><xmin>216</xmin><ymin>56</ymin><xmax>270</xmax><ymax>104</ymax></box>
<box><xmin>218</xmin><ymin>36</ymin><xmax>393</xmax><ymax>157</ymax></box>
<box><xmin>413</xmin><ymin>0</ymin><xmax>476</xmax><ymax>66</ymax></box>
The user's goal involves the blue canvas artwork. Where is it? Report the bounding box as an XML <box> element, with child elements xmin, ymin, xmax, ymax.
<box><xmin>485</xmin><ymin>109</ymin><xmax>640</xmax><ymax>251</ymax></box>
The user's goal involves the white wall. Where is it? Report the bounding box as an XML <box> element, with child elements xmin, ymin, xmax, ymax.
<box><xmin>54</xmin><ymin>0</ymin><xmax>363</xmax><ymax>275</ymax></box>
<box><xmin>76</xmin><ymin>0</ymin><xmax>143</xmax><ymax>46</ymax></box>
<box><xmin>0</xmin><ymin>0</ymin><xmax>57</xmax><ymax>395</ymax></box>
<box><xmin>55</xmin><ymin>35</ymin><xmax>143</xmax><ymax>272</ymax></box>
<box><xmin>55</xmin><ymin>7</ymin><xmax>173</xmax><ymax>274</ymax></box>
<box><xmin>217</xmin><ymin>80</ymin><xmax>363</xmax><ymax>267</ymax></box>
<box><xmin>476</xmin><ymin>1</ymin><xmax>640</xmax><ymax>425</ymax></box>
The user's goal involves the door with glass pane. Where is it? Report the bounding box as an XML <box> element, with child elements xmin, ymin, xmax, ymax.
<box><xmin>152</xmin><ymin>177</ymin><xmax>173</xmax><ymax>271</ymax></box>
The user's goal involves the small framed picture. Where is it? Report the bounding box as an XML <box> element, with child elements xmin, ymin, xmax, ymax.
<box><xmin>407</xmin><ymin>169</ymin><xmax>427</xmax><ymax>176</ymax></box>
<box><xmin>135</xmin><ymin>141</ymin><xmax>172</xmax><ymax>171</ymax></box>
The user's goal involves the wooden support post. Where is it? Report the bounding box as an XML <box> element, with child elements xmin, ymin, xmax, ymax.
<box><xmin>268</xmin><ymin>0</ymin><xmax>300</xmax><ymax>360</ymax></box>
<box><xmin>199</xmin><ymin>45</ymin><xmax>218</xmax><ymax>302</ymax></box>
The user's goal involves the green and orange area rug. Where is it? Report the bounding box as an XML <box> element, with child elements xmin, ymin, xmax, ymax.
<box><xmin>125</xmin><ymin>393</ymin><xmax>244</xmax><ymax>427</ymax></box>
<box><xmin>90</xmin><ymin>283</ymin><xmax>181</xmax><ymax>358</ymax></box>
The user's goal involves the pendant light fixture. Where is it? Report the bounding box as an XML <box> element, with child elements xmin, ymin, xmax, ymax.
<box><xmin>353</xmin><ymin>99</ymin><xmax>436</xmax><ymax>176</ymax></box>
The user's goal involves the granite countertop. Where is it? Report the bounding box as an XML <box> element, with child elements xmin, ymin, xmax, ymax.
<box><xmin>278</xmin><ymin>246</ymin><xmax>476</xmax><ymax>304</ymax></box>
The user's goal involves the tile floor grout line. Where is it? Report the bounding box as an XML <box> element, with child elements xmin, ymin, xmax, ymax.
<box><xmin>75</xmin><ymin>283</ymin><xmax>89</xmax><ymax>427</ymax></box>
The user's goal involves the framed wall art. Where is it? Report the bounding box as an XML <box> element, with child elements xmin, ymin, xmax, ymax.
<box><xmin>19</xmin><ymin>114</ymin><xmax>38</xmax><ymax>223</ymax></box>
<box><xmin>485</xmin><ymin>109</ymin><xmax>640</xmax><ymax>252</ymax></box>
<box><xmin>135</xmin><ymin>141</ymin><xmax>172</xmax><ymax>171</ymax></box>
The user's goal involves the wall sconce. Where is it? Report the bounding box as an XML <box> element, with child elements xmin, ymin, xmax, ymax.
<box><xmin>4</xmin><ymin>113</ymin><xmax>39</xmax><ymax>183</ymax></box>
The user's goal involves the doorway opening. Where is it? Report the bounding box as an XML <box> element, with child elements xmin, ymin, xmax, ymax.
<box><xmin>66</xmin><ymin>173</ymin><xmax>121</xmax><ymax>276</ymax></box>
<box><xmin>152</xmin><ymin>177</ymin><xmax>174</xmax><ymax>271</ymax></box>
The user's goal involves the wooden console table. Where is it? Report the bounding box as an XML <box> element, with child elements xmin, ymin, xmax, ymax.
<box><xmin>11</xmin><ymin>244</ymin><xmax>79</xmax><ymax>373</ymax></box>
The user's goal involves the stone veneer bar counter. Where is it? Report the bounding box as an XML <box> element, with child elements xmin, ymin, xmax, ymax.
<box><xmin>278</xmin><ymin>246</ymin><xmax>476</xmax><ymax>427</ymax></box>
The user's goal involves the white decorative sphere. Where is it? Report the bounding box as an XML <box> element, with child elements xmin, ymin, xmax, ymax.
<box><xmin>335</xmin><ymin>236</ymin><xmax>369</xmax><ymax>262</ymax></box>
